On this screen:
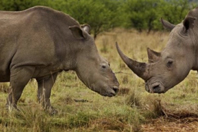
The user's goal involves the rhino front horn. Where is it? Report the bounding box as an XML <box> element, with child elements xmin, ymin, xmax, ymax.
<box><xmin>116</xmin><ymin>42</ymin><xmax>149</xmax><ymax>80</ymax></box>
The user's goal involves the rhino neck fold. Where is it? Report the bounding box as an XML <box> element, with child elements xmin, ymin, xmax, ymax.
<box><xmin>64</xmin><ymin>55</ymin><xmax>77</xmax><ymax>71</ymax></box>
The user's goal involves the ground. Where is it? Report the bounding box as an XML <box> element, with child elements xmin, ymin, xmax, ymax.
<box><xmin>142</xmin><ymin>117</ymin><xmax>198</xmax><ymax>132</ymax></box>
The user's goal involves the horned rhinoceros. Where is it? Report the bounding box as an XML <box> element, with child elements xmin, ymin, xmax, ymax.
<box><xmin>116</xmin><ymin>7</ymin><xmax>198</xmax><ymax>94</ymax></box>
<box><xmin>0</xmin><ymin>6</ymin><xmax>119</xmax><ymax>113</ymax></box>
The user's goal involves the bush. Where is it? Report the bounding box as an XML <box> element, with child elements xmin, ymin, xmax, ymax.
<box><xmin>0</xmin><ymin>0</ymin><xmax>196</xmax><ymax>36</ymax></box>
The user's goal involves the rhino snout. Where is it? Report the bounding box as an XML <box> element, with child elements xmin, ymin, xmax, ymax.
<box><xmin>145</xmin><ymin>82</ymin><xmax>165</xmax><ymax>93</ymax></box>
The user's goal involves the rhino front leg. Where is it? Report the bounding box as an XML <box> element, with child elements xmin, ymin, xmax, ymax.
<box><xmin>7</xmin><ymin>67</ymin><xmax>35</xmax><ymax>111</ymax></box>
<box><xmin>36</xmin><ymin>73</ymin><xmax>58</xmax><ymax>114</ymax></box>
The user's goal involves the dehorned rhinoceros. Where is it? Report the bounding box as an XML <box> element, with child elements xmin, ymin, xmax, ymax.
<box><xmin>0</xmin><ymin>6</ymin><xmax>119</xmax><ymax>113</ymax></box>
<box><xmin>116</xmin><ymin>7</ymin><xmax>198</xmax><ymax>94</ymax></box>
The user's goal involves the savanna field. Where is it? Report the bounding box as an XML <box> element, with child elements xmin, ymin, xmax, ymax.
<box><xmin>1</xmin><ymin>29</ymin><xmax>198</xmax><ymax>132</ymax></box>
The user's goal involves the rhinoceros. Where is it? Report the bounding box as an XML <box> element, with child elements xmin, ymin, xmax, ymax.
<box><xmin>116</xmin><ymin>7</ymin><xmax>198</xmax><ymax>94</ymax></box>
<box><xmin>0</xmin><ymin>6</ymin><xmax>119</xmax><ymax>112</ymax></box>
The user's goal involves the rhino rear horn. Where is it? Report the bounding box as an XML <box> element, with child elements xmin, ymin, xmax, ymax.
<box><xmin>116</xmin><ymin>42</ymin><xmax>149</xmax><ymax>80</ymax></box>
<box><xmin>161</xmin><ymin>18</ymin><xmax>175</xmax><ymax>31</ymax></box>
<box><xmin>147</xmin><ymin>48</ymin><xmax>161</xmax><ymax>63</ymax></box>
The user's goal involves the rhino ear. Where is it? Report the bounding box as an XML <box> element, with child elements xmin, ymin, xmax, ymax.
<box><xmin>160</xmin><ymin>18</ymin><xmax>175</xmax><ymax>31</ymax></box>
<box><xmin>183</xmin><ymin>16</ymin><xmax>196</xmax><ymax>32</ymax></box>
<box><xmin>81</xmin><ymin>24</ymin><xmax>91</xmax><ymax>34</ymax></box>
<box><xmin>69</xmin><ymin>25</ymin><xmax>87</xmax><ymax>40</ymax></box>
<box><xmin>147</xmin><ymin>48</ymin><xmax>161</xmax><ymax>63</ymax></box>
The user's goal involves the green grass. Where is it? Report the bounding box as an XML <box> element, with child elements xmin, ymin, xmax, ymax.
<box><xmin>0</xmin><ymin>29</ymin><xmax>198</xmax><ymax>131</ymax></box>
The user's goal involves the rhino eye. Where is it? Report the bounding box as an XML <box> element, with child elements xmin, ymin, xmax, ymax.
<box><xmin>166</xmin><ymin>60</ymin><xmax>173</xmax><ymax>68</ymax></box>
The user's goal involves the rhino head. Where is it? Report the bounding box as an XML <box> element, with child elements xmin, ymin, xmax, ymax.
<box><xmin>69</xmin><ymin>25</ymin><xmax>119</xmax><ymax>97</ymax></box>
<box><xmin>116</xmin><ymin>8</ymin><xmax>198</xmax><ymax>93</ymax></box>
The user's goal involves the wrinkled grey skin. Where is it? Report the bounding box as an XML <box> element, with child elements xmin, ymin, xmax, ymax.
<box><xmin>116</xmin><ymin>7</ymin><xmax>198</xmax><ymax>94</ymax></box>
<box><xmin>0</xmin><ymin>6</ymin><xmax>119</xmax><ymax>113</ymax></box>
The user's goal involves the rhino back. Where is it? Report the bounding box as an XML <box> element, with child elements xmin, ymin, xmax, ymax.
<box><xmin>0</xmin><ymin>6</ymin><xmax>81</xmax><ymax>81</ymax></box>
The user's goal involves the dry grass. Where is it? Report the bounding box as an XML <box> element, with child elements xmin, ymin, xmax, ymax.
<box><xmin>0</xmin><ymin>28</ymin><xmax>198</xmax><ymax>131</ymax></box>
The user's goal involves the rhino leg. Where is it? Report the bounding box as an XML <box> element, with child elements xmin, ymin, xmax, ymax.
<box><xmin>36</xmin><ymin>73</ymin><xmax>58</xmax><ymax>114</ymax></box>
<box><xmin>7</xmin><ymin>67</ymin><xmax>35</xmax><ymax>110</ymax></box>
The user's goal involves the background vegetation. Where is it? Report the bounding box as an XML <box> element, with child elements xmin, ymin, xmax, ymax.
<box><xmin>0</xmin><ymin>0</ymin><xmax>196</xmax><ymax>38</ymax></box>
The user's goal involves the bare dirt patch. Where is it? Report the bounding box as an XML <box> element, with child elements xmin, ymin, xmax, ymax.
<box><xmin>141</xmin><ymin>117</ymin><xmax>198</xmax><ymax>132</ymax></box>
<box><xmin>142</xmin><ymin>99</ymin><xmax>198</xmax><ymax>132</ymax></box>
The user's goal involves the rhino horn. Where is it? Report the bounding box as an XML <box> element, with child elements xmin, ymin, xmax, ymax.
<box><xmin>161</xmin><ymin>18</ymin><xmax>175</xmax><ymax>30</ymax></box>
<box><xmin>116</xmin><ymin>42</ymin><xmax>149</xmax><ymax>80</ymax></box>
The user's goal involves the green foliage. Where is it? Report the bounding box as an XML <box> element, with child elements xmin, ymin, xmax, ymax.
<box><xmin>59</xmin><ymin>0</ymin><xmax>120</xmax><ymax>39</ymax></box>
<box><xmin>0</xmin><ymin>0</ymin><xmax>196</xmax><ymax>34</ymax></box>
<box><xmin>121</xmin><ymin>0</ymin><xmax>159</xmax><ymax>32</ymax></box>
<box><xmin>0</xmin><ymin>0</ymin><xmax>39</xmax><ymax>11</ymax></box>
<box><xmin>120</xmin><ymin>0</ymin><xmax>196</xmax><ymax>32</ymax></box>
<box><xmin>160</xmin><ymin>0</ymin><xmax>192</xmax><ymax>24</ymax></box>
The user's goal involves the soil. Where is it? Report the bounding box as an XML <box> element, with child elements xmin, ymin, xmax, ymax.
<box><xmin>141</xmin><ymin>117</ymin><xmax>198</xmax><ymax>132</ymax></box>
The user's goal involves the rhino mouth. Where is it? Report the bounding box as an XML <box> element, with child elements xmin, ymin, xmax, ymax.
<box><xmin>106</xmin><ymin>86</ymin><xmax>119</xmax><ymax>97</ymax></box>
<box><xmin>145</xmin><ymin>82</ymin><xmax>165</xmax><ymax>93</ymax></box>
<box><xmin>105</xmin><ymin>92</ymin><xmax>115</xmax><ymax>97</ymax></box>
<box><xmin>100</xmin><ymin>86</ymin><xmax>119</xmax><ymax>97</ymax></box>
<box><xmin>90</xmin><ymin>84</ymin><xmax>119</xmax><ymax>97</ymax></box>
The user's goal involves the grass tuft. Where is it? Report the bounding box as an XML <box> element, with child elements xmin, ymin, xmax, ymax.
<box><xmin>0</xmin><ymin>83</ymin><xmax>9</xmax><ymax>93</ymax></box>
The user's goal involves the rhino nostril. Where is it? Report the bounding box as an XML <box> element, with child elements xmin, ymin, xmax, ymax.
<box><xmin>152</xmin><ymin>84</ymin><xmax>160</xmax><ymax>90</ymax></box>
<box><xmin>113</xmin><ymin>86</ymin><xmax>119</xmax><ymax>93</ymax></box>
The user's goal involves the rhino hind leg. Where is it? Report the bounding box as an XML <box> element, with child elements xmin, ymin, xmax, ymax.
<box><xmin>36</xmin><ymin>73</ymin><xmax>58</xmax><ymax>115</ymax></box>
<box><xmin>7</xmin><ymin>66</ymin><xmax>35</xmax><ymax>111</ymax></box>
